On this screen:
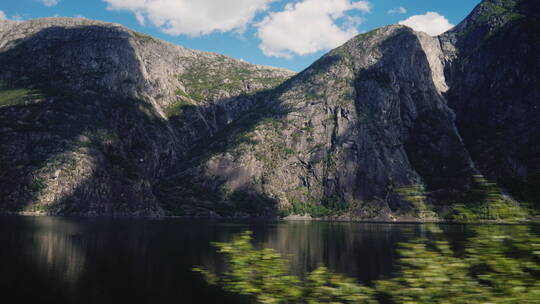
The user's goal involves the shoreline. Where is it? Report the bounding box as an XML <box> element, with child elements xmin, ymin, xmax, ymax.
<box><xmin>2</xmin><ymin>211</ymin><xmax>538</xmax><ymax>225</ymax></box>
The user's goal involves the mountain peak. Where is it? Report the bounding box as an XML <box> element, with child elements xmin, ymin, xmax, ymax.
<box><xmin>448</xmin><ymin>0</ymin><xmax>525</xmax><ymax>37</ymax></box>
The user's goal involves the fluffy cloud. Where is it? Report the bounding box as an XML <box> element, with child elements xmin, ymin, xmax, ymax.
<box><xmin>398</xmin><ymin>12</ymin><xmax>454</xmax><ymax>36</ymax></box>
<box><xmin>103</xmin><ymin>0</ymin><xmax>277</xmax><ymax>36</ymax></box>
<box><xmin>0</xmin><ymin>11</ymin><xmax>7</xmax><ymax>20</ymax></box>
<box><xmin>41</xmin><ymin>0</ymin><xmax>60</xmax><ymax>7</ymax></box>
<box><xmin>257</xmin><ymin>0</ymin><xmax>371</xmax><ymax>58</ymax></box>
<box><xmin>388</xmin><ymin>7</ymin><xmax>406</xmax><ymax>14</ymax></box>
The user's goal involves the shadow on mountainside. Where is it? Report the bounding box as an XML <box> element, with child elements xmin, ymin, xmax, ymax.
<box><xmin>0</xmin><ymin>24</ymin><xmax>295</xmax><ymax>216</ymax></box>
<box><xmin>154</xmin><ymin>90</ymin><xmax>290</xmax><ymax>217</ymax></box>
<box><xmin>154</xmin><ymin>28</ymin><xmax>481</xmax><ymax>218</ymax></box>
<box><xmin>357</xmin><ymin>29</ymin><xmax>477</xmax><ymax>194</ymax></box>
<box><xmin>153</xmin><ymin>56</ymin><xmax>343</xmax><ymax>217</ymax></box>
<box><xmin>0</xmin><ymin>19</ymin><xmax>532</xmax><ymax>217</ymax></box>
<box><xmin>444</xmin><ymin>1</ymin><xmax>540</xmax><ymax>208</ymax></box>
<box><xmin>0</xmin><ymin>25</ymin><xmax>178</xmax><ymax>215</ymax></box>
<box><xmin>344</xmin><ymin>28</ymin><xmax>477</xmax><ymax>213</ymax></box>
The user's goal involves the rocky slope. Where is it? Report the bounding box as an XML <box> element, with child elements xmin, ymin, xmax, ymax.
<box><xmin>0</xmin><ymin>0</ymin><xmax>537</xmax><ymax>218</ymax></box>
<box><xmin>156</xmin><ymin>25</ymin><xmax>478</xmax><ymax>219</ymax></box>
<box><xmin>0</xmin><ymin>18</ymin><xmax>293</xmax><ymax>215</ymax></box>
<box><xmin>441</xmin><ymin>0</ymin><xmax>540</xmax><ymax>208</ymax></box>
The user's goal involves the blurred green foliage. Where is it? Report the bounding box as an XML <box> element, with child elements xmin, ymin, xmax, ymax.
<box><xmin>194</xmin><ymin>231</ymin><xmax>374</xmax><ymax>304</ymax></box>
<box><xmin>395</xmin><ymin>184</ymin><xmax>437</xmax><ymax>220</ymax></box>
<box><xmin>194</xmin><ymin>225</ymin><xmax>540</xmax><ymax>303</ymax></box>
<box><xmin>451</xmin><ymin>175</ymin><xmax>527</xmax><ymax>221</ymax></box>
<box><xmin>194</xmin><ymin>231</ymin><xmax>304</xmax><ymax>304</ymax></box>
<box><xmin>376</xmin><ymin>225</ymin><xmax>540</xmax><ymax>303</ymax></box>
<box><xmin>305</xmin><ymin>267</ymin><xmax>376</xmax><ymax>304</ymax></box>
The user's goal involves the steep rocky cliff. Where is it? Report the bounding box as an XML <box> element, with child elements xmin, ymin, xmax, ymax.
<box><xmin>156</xmin><ymin>25</ymin><xmax>477</xmax><ymax>218</ymax></box>
<box><xmin>0</xmin><ymin>18</ymin><xmax>293</xmax><ymax>215</ymax></box>
<box><xmin>0</xmin><ymin>0</ymin><xmax>537</xmax><ymax>218</ymax></box>
<box><xmin>441</xmin><ymin>0</ymin><xmax>540</xmax><ymax>208</ymax></box>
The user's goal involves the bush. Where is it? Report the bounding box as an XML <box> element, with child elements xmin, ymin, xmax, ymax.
<box><xmin>395</xmin><ymin>184</ymin><xmax>437</xmax><ymax>219</ymax></box>
<box><xmin>279</xmin><ymin>199</ymin><xmax>348</xmax><ymax>218</ymax></box>
<box><xmin>194</xmin><ymin>225</ymin><xmax>540</xmax><ymax>303</ymax></box>
<box><xmin>451</xmin><ymin>175</ymin><xmax>527</xmax><ymax>221</ymax></box>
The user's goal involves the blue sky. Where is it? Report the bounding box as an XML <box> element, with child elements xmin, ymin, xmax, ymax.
<box><xmin>0</xmin><ymin>0</ymin><xmax>480</xmax><ymax>71</ymax></box>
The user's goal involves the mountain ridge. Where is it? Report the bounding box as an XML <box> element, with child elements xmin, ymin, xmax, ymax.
<box><xmin>0</xmin><ymin>0</ymin><xmax>537</xmax><ymax>219</ymax></box>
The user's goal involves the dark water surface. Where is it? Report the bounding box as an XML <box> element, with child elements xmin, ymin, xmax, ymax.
<box><xmin>0</xmin><ymin>215</ymin><xmax>528</xmax><ymax>304</ymax></box>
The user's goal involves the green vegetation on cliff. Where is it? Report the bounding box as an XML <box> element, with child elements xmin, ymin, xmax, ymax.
<box><xmin>0</xmin><ymin>84</ymin><xmax>44</xmax><ymax>107</ymax></box>
<box><xmin>177</xmin><ymin>56</ymin><xmax>289</xmax><ymax>103</ymax></box>
<box><xmin>164</xmin><ymin>98</ymin><xmax>194</xmax><ymax>118</ymax></box>
<box><xmin>477</xmin><ymin>0</ymin><xmax>522</xmax><ymax>23</ymax></box>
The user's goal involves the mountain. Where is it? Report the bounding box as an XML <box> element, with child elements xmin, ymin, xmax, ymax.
<box><xmin>156</xmin><ymin>25</ymin><xmax>477</xmax><ymax>219</ymax></box>
<box><xmin>441</xmin><ymin>0</ymin><xmax>540</xmax><ymax>208</ymax></box>
<box><xmin>0</xmin><ymin>18</ymin><xmax>293</xmax><ymax>215</ymax></box>
<box><xmin>0</xmin><ymin>0</ymin><xmax>538</xmax><ymax>219</ymax></box>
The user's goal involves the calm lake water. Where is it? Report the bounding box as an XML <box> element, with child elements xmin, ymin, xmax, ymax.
<box><xmin>0</xmin><ymin>215</ymin><xmax>534</xmax><ymax>304</ymax></box>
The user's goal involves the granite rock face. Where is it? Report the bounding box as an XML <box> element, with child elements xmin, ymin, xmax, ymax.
<box><xmin>156</xmin><ymin>26</ymin><xmax>477</xmax><ymax>218</ymax></box>
<box><xmin>0</xmin><ymin>0</ymin><xmax>537</xmax><ymax>217</ymax></box>
<box><xmin>441</xmin><ymin>0</ymin><xmax>540</xmax><ymax>208</ymax></box>
<box><xmin>0</xmin><ymin>18</ymin><xmax>293</xmax><ymax>215</ymax></box>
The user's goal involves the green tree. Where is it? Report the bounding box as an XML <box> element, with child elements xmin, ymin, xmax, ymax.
<box><xmin>194</xmin><ymin>226</ymin><xmax>540</xmax><ymax>303</ymax></box>
<box><xmin>195</xmin><ymin>231</ymin><xmax>303</xmax><ymax>304</ymax></box>
<box><xmin>464</xmin><ymin>225</ymin><xmax>540</xmax><ymax>302</ymax></box>
<box><xmin>395</xmin><ymin>184</ymin><xmax>437</xmax><ymax>220</ymax></box>
<box><xmin>376</xmin><ymin>233</ymin><xmax>490</xmax><ymax>303</ymax></box>
<box><xmin>305</xmin><ymin>267</ymin><xmax>376</xmax><ymax>304</ymax></box>
<box><xmin>452</xmin><ymin>175</ymin><xmax>527</xmax><ymax>221</ymax></box>
<box><xmin>194</xmin><ymin>231</ymin><xmax>375</xmax><ymax>304</ymax></box>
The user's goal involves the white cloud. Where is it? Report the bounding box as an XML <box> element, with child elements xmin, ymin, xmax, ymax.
<box><xmin>256</xmin><ymin>0</ymin><xmax>371</xmax><ymax>58</ymax></box>
<box><xmin>40</xmin><ymin>0</ymin><xmax>60</xmax><ymax>7</ymax></box>
<box><xmin>398</xmin><ymin>12</ymin><xmax>454</xmax><ymax>36</ymax></box>
<box><xmin>0</xmin><ymin>10</ymin><xmax>7</xmax><ymax>20</ymax></box>
<box><xmin>134</xmin><ymin>11</ymin><xmax>145</xmax><ymax>25</ymax></box>
<box><xmin>388</xmin><ymin>7</ymin><xmax>406</xmax><ymax>14</ymax></box>
<box><xmin>103</xmin><ymin>0</ymin><xmax>278</xmax><ymax>36</ymax></box>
